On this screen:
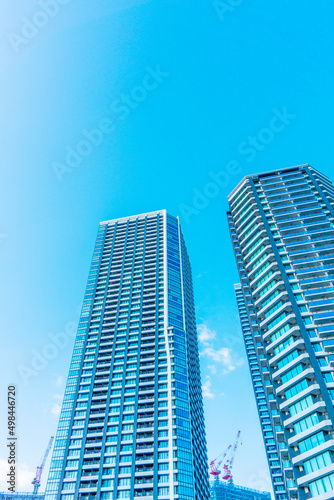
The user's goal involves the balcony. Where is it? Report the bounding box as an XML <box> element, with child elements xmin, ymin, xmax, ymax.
<box><xmin>137</xmin><ymin>412</ymin><xmax>154</xmax><ymax>420</ymax></box>
<box><xmin>290</xmin><ymin>400</ymin><xmax>328</xmax><ymax>428</ymax></box>
<box><xmin>323</xmin><ymin>339</ymin><xmax>334</xmax><ymax>352</ymax></box>
<box><xmin>268</xmin><ymin>338</ymin><xmax>304</xmax><ymax>367</ymax></box>
<box><xmin>288</xmin><ymin>419</ymin><xmax>333</xmax><ymax>446</ymax></box>
<box><xmin>135</xmin><ymin>454</ymin><xmax>154</xmax><ymax>462</ymax></box>
<box><xmin>134</xmin><ymin>477</ymin><xmax>154</xmax><ymax>484</ymax></box>
<box><xmin>133</xmin><ymin>489</ymin><xmax>154</xmax><ymax>497</ymax></box>
<box><xmin>314</xmin><ymin>310</ymin><xmax>334</xmax><ymax>324</ymax></box>
<box><xmin>137</xmin><ymin>422</ymin><xmax>154</xmax><ymax>429</ymax></box>
<box><xmin>79</xmin><ymin>481</ymin><xmax>98</xmax><ymax>488</ymax></box>
<box><xmin>258</xmin><ymin>291</ymin><xmax>290</xmax><ymax>320</ymax></box>
<box><xmin>300</xmin><ymin>275</ymin><xmax>334</xmax><ymax>288</ymax></box>
<box><xmin>309</xmin><ymin>298</ymin><xmax>334</xmax><ymax>310</ymax></box>
<box><xmin>136</xmin><ymin>443</ymin><xmax>154</xmax><ymax>452</ymax></box>
<box><xmin>296</xmin><ymin>462</ymin><xmax>334</xmax><ymax>488</ymax></box>
<box><xmin>272</xmin><ymin>352</ymin><xmax>311</xmax><ymax>382</ymax></box>
<box><xmin>290</xmin><ymin>243</ymin><xmax>334</xmax><ymax>257</ymax></box>
<box><xmin>81</xmin><ymin>471</ymin><xmax>99</xmax><ymax>477</ymax></box>
<box><xmin>292</xmin><ymin>438</ymin><xmax>334</xmax><ymax>466</ymax></box>
<box><xmin>288</xmin><ymin>234</ymin><xmax>334</xmax><ymax>251</ymax></box>
<box><xmin>78</xmin><ymin>493</ymin><xmax>98</xmax><ymax>500</ymax></box>
<box><xmin>135</xmin><ymin>466</ymin><xmax>154</xmax><ymax>473</ymax></box>
<box><xmin>137</xmin><ymin>432</ymin><xmax>154</xmax><ymax>440</ymax></box>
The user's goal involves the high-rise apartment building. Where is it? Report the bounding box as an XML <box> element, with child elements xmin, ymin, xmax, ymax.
<box><xmin>227</xmin><ymin>165</ymin><xmax>334</xmax><ymax>500</ymax></box>
<box><xmin>45</xmin><ymin>210</ymin><xmax>209</xmax><ymax>500</ymax></box>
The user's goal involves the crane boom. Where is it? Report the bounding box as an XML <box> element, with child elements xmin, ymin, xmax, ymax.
<box><xmin>229</xmin><ymin>430</ymin><xmax>241</xmax><ymax>470</ymax></box>
<box><xmin>211</xmin><ymin>431</ymin><xmax>241</xmax><ymax>482</ymax></box>
<box><xmin>221</xmin><ymin>431</ymin><xmax>241</xmax><ymax>482</ymax></box>
<box><xmin>32</xmin><ymin>436</ymin><xmax>54</xmax><ymax>494</ymax></box>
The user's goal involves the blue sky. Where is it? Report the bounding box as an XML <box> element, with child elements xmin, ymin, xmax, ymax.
<box><xmin>1</xmin><ymin>0</ymin><xmax>334</xmax><ymax>496</ymax></box>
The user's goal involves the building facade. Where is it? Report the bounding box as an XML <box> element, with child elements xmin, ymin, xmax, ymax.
<box><xmin>45</xmin><ymin>210</ymin><xmax>210</xmax><ymax>500</ymax></box>
<box><xmin>210</xmin><ymin>480</ymin><xmax>271</xmax><ymax>500</ymax></box>
<box><xmin>227</xmin><ymin>165</ymin><xmax>334</xmax><ymax>500</ymax></box>
<box><xmin>234</xmin><ymin>283</ymin><xmax>289</xmax><ymax>499</ymax></box>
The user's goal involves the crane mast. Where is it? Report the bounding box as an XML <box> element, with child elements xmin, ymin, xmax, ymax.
<box><xmin>32</xmin><ymin>436</ymin><xmax>54</xmax><ymax>494</ymax></box>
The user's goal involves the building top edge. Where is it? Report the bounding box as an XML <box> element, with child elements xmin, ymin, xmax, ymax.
<box><xmin>227</xmin><ymin>164</ymin><xmax>312</xmax><ymax>201</ymax></box>
<box><xmin>209</xmin><ymin>480</ymin><xmax>271</xmax><ymax>496</ymax></box>
<box><xmin>99</xmin><ymin>209</ymin><xmax>167</xmax><ymax>225</ymax></box>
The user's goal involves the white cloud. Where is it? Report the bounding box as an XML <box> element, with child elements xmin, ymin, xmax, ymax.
<box><xmin>0</xmin><ymin>458</ymin><xmax>36</xmax><ymax>491</ymax></box>
<box><xmin>51</xmin><ymin>394</ymin><xmax>62</xmax><ymax>415</ymax></box>
<box><xmin>51</xmin><ymin>403</ymin><xmax>61</xmax><ymax>416</ymax></box>
<box><xmin>201</xmin><ymin>346</ymin><xmax>244</xmax><ymax>374</ymax></box>
<box><xmin>197</xmin><ymin>324</ymin><xmax>216</xmax><ymax>345</ymax></box>
<box><xmin>54</xmin><ymin>375</ymin><xmax>64</xmax><ymax>387</ymax></box>
<box><xmin>208</xmin><ymin>364</ymin><xmax>217</xmax><ymax>374</ymax></box>
<box><xmin>202</xmin><ymin>377</ymin><xmax>215</xmax><ymax>399</ymax></box>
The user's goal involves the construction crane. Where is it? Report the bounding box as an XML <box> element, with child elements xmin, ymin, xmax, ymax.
<box><xmin>210</xmin><ymin>444</ymin><xmax>232</xmax><ymax>477</ymax></box>
<box><xmin>210</xmin><ymin>431</ymin><xmax>241</xmax><ymax>483</ymax></box>
<box><xmin>32</xmin><ymin>436</ymin><xmax>54</xmax><ymax>494</ymax></box>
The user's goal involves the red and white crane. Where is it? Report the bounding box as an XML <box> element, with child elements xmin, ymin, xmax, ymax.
<box><xmin>210</xmin><ymin>444</ymin><xmax>232</xmax><ymax>477</ymax></box>
<box><xmin>210</xmin><ymin>431</ymin><xmax>241</xmax><ymax>483</ymax></box>
<box><xmin>32</xmin><ymin>436</ymin><xmax>54</xmax><ymax>494</ymax></box>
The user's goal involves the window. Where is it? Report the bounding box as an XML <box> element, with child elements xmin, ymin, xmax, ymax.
<box><xmin>119</xmin><ymin>466</ymin><xmax>131</xmax><ymax>474</ymax></box>
<box><xmin>267</xmin><ymin>312</ymin><xmax>288</xmax><ymax>331</ymax></box>
<box><xmin>66</xmin><ymin>460</ymin><xmax>79</xmax><ymax>468</ymax></box>
<box><xmin>285</xmin><ymin>379</ymin><xmax>308</xmax><ymax>400</ymax></box>
<box><xmin>64</xmin><ymin>471</ymin><xmax>77</xmax><ymax>479</ymax></box>
<box><xmin>299</xmin><ymin>431</ymin><xmax>325</xmax><ymax>453</ymax></box>
<box><xmin>270</xmin><ymin>323</ymin><xmax>291</xmax><ymax>343</ymax></box>
<box><xmin>62</xmin><ymin>482</ymin><xmax>75</xmax><ymax>491</ymax></box>
<box><xmin>281</xmin><ymin>363</ymin><xmax>303</xmax><ymax>384</ymax></box>
<box><xmin>309</xmin><ymin>472</ymin><xmax>334</xmax><ymax>496</ymax></box>
<box><xmin>122</xmin><ymin>424</ymin><xmax>133</xmax><ymax>431</ymax></box>
<box><xmin>158</xmin><ymin>487</ymin><xmax>169</xmax><ymax>495</ymax></box>
<box><xmin>294</xmin><ymin>413</ymin><xmax>319</xmax><ymax>434</ymax></box>
<box><xmin>304</xmin><ymin>451</ymin><xmax>333</xmax><ymax>474</ymax></box>
<box><xmin>158</xmin><ymin>474</ymin><xmax>169</xmax><ymax>483</ymax></box>
<box><xmin>121</xmin><ymin>445</ymin><xmax>132</xmax><ymax>451</ymax></box>
<box><xmin>273</xmin><ymin>336</ymin><xmax>294</xmax><ymax>356</ymax></box>
<box><xmin>290</xmin><ymin>395</ymin><xmax>314</xmax><ymax>416</ymax></box>
<box><xmin>277</xmin><ymin>349</ymin><xmax>299</xmax><ymax>369</ymax></box>
<box><xmin>117</xmin><ymin>491</ymin><xmax>130</xmax><ymax>498</ymax></box>
<box><xmin>102</xmin><ymin>479</ymin><xmax>114</xmax><ymax>487</ymax></box>
<box><xmin>118</xmin><ymin>478</ymin><xmax>131</xmax><ymax>486</ymax></box>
